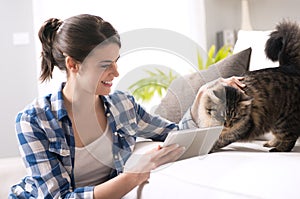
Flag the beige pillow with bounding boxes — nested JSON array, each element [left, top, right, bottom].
[[154, 47, 252, 123]]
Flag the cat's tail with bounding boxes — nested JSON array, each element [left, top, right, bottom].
[[265, 20, 300, 67]]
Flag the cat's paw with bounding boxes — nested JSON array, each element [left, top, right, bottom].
[[263, 142, 272, 147], [264, 139, 279, 148], [208, 149, 214, 154], [269, 147, 293, 152], [269, 148, 279, 152], [209, 146, 220, 153]]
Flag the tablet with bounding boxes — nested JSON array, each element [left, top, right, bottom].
[[163, 126, 223, 160]]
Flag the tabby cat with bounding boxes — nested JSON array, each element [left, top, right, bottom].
[[198, 20, 300, 153]]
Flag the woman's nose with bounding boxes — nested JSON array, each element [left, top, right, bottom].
[[110, 62, 119, 77]]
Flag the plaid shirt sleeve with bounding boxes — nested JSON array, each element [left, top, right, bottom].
[[129, 93, 198, 137], [10, 105, 94, 199], [108, 91, 198, 140]]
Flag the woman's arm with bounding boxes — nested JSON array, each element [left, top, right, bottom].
[[93, 172, 148, 199], [94, 144, 184, 198], [13, 112, 95, 198]]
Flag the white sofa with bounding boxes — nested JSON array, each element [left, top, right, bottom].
[[2, 140, 300, 199], [0, 156, 26, 198], [125, 139, 300, 199]]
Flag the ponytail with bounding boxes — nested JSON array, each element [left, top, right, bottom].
[[38, 18, 63, 82]]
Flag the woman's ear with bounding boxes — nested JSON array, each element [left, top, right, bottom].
[[65, 56, 79, 73]]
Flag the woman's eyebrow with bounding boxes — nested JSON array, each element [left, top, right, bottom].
[[99, 55, 120, 63], [99, 60, 113, 63]]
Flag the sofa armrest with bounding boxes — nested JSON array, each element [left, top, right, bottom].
[[0, 156, 26, 198]]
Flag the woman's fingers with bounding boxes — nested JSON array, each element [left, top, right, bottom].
[[221, 76, 246, 91], [232, 76, 246, 88], [151, 144, 185, 167], [124, 144, 185, 174]]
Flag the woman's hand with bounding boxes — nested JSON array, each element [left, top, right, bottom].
[[219, 76, 246, 91], [123, 144, 185, 183], [198, 76, 246, 94]]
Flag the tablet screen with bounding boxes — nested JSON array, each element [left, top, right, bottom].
[[163, 126, 223, 160]]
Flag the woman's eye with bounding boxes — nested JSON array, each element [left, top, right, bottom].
[[99, 62, 114, 69], [100, 64, 111, 69], [98, 56, 119, 69]]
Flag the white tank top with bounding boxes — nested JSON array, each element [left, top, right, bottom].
[[74, 122, 114, 187]]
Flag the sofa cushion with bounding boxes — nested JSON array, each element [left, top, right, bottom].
[[154, 47, 252, 123]]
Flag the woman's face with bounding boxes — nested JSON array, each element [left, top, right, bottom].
[[76, 43, 120, 96]]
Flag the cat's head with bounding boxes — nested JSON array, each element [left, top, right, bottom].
[[197, 84, 253, 128]]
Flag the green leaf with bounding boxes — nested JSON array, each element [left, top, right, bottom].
[[128, 68, 177, 102], [205, 45, 216, 68], [197, 49, 204, 70], [207, 45, 216, 59], [214, 45, 232, 62]]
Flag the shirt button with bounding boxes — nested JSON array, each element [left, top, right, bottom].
[[114, 155, 118, 159], [106, 113, 111, 117], [114, 132, 118, 136]]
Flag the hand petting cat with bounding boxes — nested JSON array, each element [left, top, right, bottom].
[[220, 76, 246, 92], [190, 76, 246, 127]]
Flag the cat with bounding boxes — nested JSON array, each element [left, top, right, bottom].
[[197, 20, 300, 153]]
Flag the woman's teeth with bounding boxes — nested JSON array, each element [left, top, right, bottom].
[[102, 81, 112, 85]]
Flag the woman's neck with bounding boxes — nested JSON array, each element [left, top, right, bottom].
[[62, 81, 107, 147]]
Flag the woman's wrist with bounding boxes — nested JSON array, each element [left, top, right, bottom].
[[93, 172, 150, 199], [122, 172, 150, 186]]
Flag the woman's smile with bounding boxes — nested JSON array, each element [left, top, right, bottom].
[[101, 80, 113, 87]]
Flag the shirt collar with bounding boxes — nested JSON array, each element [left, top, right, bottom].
[[101, 95, 112, 108], [50, 83, 113, 121], [50, 82, 69, 121]]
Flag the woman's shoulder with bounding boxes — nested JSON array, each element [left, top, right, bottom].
[[17, 94, 53, 119]]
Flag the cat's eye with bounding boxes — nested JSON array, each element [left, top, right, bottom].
[[207, 108, 216, 115], [231, 117, 239, 122]]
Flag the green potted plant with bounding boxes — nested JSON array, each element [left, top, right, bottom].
[[128, 45, 232, 102]]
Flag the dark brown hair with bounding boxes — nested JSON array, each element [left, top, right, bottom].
[[38, 14, 121, 82]]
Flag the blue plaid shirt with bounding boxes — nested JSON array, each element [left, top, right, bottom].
[[9, 83, 197, 199]]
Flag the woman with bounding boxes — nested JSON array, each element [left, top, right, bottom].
[[10, 14, 244, 198]]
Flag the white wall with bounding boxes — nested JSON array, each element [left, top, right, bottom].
[[32, 0, 207, 98], [204, 0, 300, 49], [0, 0, 37, 158]]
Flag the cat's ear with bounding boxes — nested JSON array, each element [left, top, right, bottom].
[[208, 86, 226, 104]]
